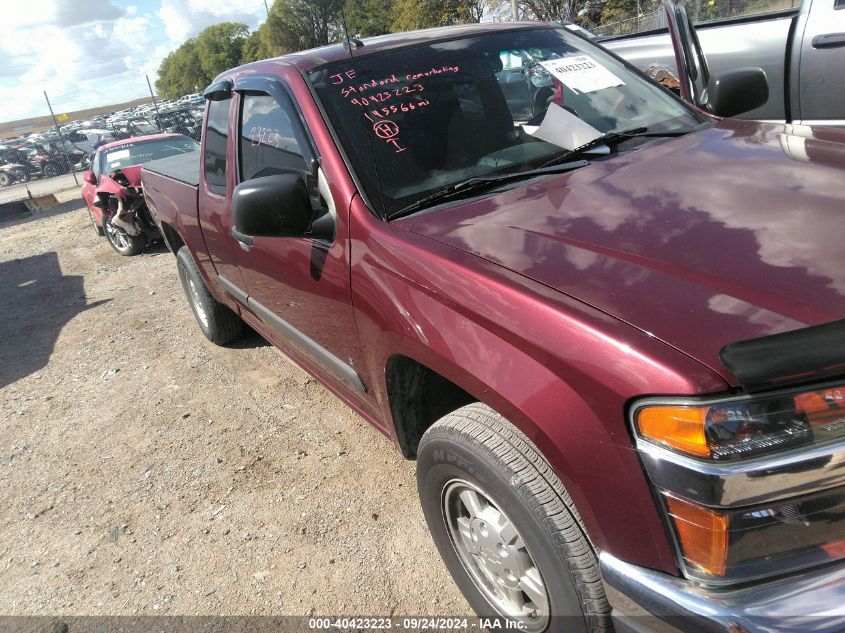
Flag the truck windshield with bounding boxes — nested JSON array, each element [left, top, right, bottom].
[[310, 27, 704, 217], [102, 137, 199, 172]]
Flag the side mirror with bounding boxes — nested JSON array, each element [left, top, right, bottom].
[[232, 174, 319, 239], [706, 67, 769, 118], [82, 171, 97, 185]]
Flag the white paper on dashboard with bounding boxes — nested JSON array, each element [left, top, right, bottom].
[[525, 103, 603, 151], [540, 56, 624, 94]]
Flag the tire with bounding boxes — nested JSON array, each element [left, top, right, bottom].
[[42, 163, 59, 178], [417, 403, 611, 633], [88, 208, 104, 237], [0, 172, 11, 187], [14, 169, 30, 183], [176, 246, 243, 345], [103, 214, 146, 256]]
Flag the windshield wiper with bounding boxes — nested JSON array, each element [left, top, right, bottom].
[[389, 159, 590, 220], [541, 126, 692, 168]]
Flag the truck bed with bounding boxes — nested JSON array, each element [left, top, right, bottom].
[[143, 151, 201, 186], [141, 151, 200, 242]]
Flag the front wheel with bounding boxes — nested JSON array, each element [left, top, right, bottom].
[[0, 172, 12, 187], [104, 215, 145, 256], [176, 246, 243, 345], [417, 404, 611, 633], [42, 163, 59, 178]]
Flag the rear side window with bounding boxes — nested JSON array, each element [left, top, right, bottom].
[[204, 98, 230, 195], [239, 93, 307, 182]]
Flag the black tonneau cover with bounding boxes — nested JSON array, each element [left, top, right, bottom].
[[143, 151, 201, 187]]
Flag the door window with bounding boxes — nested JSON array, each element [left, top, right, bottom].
[[204, 98, 231, 195], [239, 92, 307, 182]]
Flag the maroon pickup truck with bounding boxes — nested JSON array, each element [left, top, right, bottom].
[[141, 22, 845, 633]]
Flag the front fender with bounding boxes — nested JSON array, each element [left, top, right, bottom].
[[350, 198, 726, 576]]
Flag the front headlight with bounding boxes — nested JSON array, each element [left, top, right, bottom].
[[634, 383, 845, 461], [631, 380, 845, 583]]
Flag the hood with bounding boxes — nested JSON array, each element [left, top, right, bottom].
[[397, 120, 845, 383]]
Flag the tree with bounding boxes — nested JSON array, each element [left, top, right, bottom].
[[255, 0, 345, 58], [242, 31, 262, 63], [598, 0, 639, 23], [391, 0, 476, 30], [579, 0, 606, 27], [195, 22, 250, 76], [155, 40, 204, 98], [155, 22, 250, 99], [466, 0, 494, 21], [343, 0, 396, 36], [520, 0, 582, 21]]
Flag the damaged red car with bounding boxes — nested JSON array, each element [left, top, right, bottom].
[[81, 134, 199, 256]]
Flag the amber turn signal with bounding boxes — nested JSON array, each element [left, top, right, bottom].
[[635, 405, 710, 457], [665, 495, 728, 576]]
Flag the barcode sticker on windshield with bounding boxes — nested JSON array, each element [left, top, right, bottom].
[[106, 149, 130, 162], [540, 56, 624, 94]]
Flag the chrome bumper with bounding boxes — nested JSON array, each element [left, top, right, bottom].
[[600, 553, 845, 633]]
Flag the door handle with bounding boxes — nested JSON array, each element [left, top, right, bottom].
[[230, 227, 254, 251], [812, 33, 845, 48]]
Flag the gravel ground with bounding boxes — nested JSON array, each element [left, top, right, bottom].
[[0, 201, 470, 616]]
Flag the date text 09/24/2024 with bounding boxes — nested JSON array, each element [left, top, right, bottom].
[[307, 617, 526, 630]]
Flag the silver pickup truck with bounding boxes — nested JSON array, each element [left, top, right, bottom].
[[602, 0, 845, 125]]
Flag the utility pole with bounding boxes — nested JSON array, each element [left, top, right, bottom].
[[146, 74, 162, 128], [263, 0, 270, 18], [511, 0, 518, 20], [43, 90, 79, 187]]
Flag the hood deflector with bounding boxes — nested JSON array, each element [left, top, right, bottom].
[[720, 320, 845, 390]]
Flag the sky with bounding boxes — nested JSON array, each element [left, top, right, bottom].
[[0, 0, 269, 124]]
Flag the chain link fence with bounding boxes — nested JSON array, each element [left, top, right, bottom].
[[0, 98, 204, 206], [595, 0, 800, 37]]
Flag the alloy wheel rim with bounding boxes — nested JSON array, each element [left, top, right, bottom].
[[188, 277, 209, 327], [105, 222, 129, 250], [442, 479, 550, 631]]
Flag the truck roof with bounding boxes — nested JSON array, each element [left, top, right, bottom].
[[214, 22, 559, 78]]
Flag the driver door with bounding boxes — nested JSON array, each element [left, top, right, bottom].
[[229, 77, 368, 399]]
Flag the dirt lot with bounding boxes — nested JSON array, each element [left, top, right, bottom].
[[0, 201, 469, 616]]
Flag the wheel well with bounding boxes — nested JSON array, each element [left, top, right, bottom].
[[160, 222, 185, 256], [386, 355, 476, 459]]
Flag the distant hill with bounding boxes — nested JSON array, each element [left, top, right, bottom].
[[0, 97, 158, 140]]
